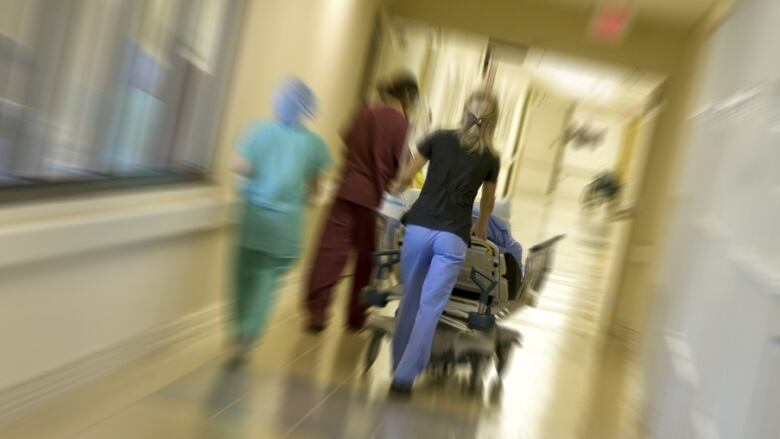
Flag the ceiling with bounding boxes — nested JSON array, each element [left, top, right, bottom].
[[524, 0, 719, 30], [394, 16, 668, 114], [522, 48, 666, 114]]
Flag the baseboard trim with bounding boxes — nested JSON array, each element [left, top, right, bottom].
[[0, 303, 229, 424]]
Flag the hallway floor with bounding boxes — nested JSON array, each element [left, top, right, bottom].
[[0, 193, 643, 439]]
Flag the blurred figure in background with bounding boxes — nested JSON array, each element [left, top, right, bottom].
[[388, 90, 500, 393], [229, 77, 332, 367], [304, 71, 419, 332]]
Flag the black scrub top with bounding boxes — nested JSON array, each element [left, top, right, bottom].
[[403, 130, 500, 243]]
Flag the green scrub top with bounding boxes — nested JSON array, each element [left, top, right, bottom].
[[237, 120, 332, 258]]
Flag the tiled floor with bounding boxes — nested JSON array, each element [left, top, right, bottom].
[[0, 190, 643, 438]]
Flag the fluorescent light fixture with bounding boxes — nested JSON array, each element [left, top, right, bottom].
[[537, 64, 618, 102]]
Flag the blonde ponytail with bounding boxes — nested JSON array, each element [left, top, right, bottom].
[[458, 90, 499, 156]]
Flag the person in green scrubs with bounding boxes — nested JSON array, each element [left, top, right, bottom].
[[229, 77, 332, 367]]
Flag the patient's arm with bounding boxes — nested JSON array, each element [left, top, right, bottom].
[[472, 182, 496, 240], [390, 153, 428, 195]]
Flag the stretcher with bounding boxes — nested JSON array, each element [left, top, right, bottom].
[[362, 219, 565, 389]]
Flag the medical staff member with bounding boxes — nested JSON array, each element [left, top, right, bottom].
[[389, 90, 501, 393], [228, 77, 332, 367], [305, 72, 419, 332]]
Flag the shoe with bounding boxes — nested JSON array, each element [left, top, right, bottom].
[[225, 351, 247, 370], [388, 381, 412, 398], [224, 336, 252, 370], [305, 323, 326, 334]]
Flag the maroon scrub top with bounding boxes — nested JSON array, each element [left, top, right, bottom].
[[335, 103, 410, 209]]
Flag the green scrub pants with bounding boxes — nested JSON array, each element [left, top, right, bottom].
[[233, 246, 295, 344]]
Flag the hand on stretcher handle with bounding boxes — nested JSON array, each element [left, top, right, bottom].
[[469, 237, 500, 267]]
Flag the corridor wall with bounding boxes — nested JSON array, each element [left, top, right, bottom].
[[641, 0, 780, 436], [0, 0, 384, 418]]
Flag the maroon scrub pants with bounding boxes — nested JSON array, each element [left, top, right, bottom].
[[305, 198, 376, 329]]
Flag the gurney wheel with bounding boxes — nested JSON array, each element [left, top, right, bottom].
[[429, 364, 448, 383], [468, 355, 485, 392], [363, 331, 383, 374], [495, 342, 512, 377], [467, 312, 496, 331]]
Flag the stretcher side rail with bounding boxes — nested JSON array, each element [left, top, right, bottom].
[[363, 250, 402, 307], [467, 266, 498, 331]]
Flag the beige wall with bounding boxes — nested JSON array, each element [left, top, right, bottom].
[[608, 33, 711, 339], [0, 186, 233, 392], [0, 0, 383, 397], [213, 0, 384, 186], [0, 225, 229, 391], [0, 0, 42, 45], [640, 1, 779, 434], [513, 88, 571, 196], [596, 1, 738, 339]]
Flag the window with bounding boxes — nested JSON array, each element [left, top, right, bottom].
[[0, 0, 245, 200]]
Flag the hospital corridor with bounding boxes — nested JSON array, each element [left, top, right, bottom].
[[1, 0, 778, 438]]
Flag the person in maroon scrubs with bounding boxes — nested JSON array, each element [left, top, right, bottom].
[[305, 72, 419, 332]]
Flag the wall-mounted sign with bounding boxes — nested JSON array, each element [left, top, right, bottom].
[[566, 124, 607, 150]]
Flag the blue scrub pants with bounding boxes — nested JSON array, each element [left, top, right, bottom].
[[392, 225, 467, 386]]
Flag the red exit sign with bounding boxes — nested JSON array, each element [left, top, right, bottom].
[[590, 2, 632, 43]]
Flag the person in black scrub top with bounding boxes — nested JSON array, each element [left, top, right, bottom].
[[388, 90, 501, 394]]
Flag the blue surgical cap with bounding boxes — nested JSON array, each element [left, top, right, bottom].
[[273, 76, 317, 126]]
